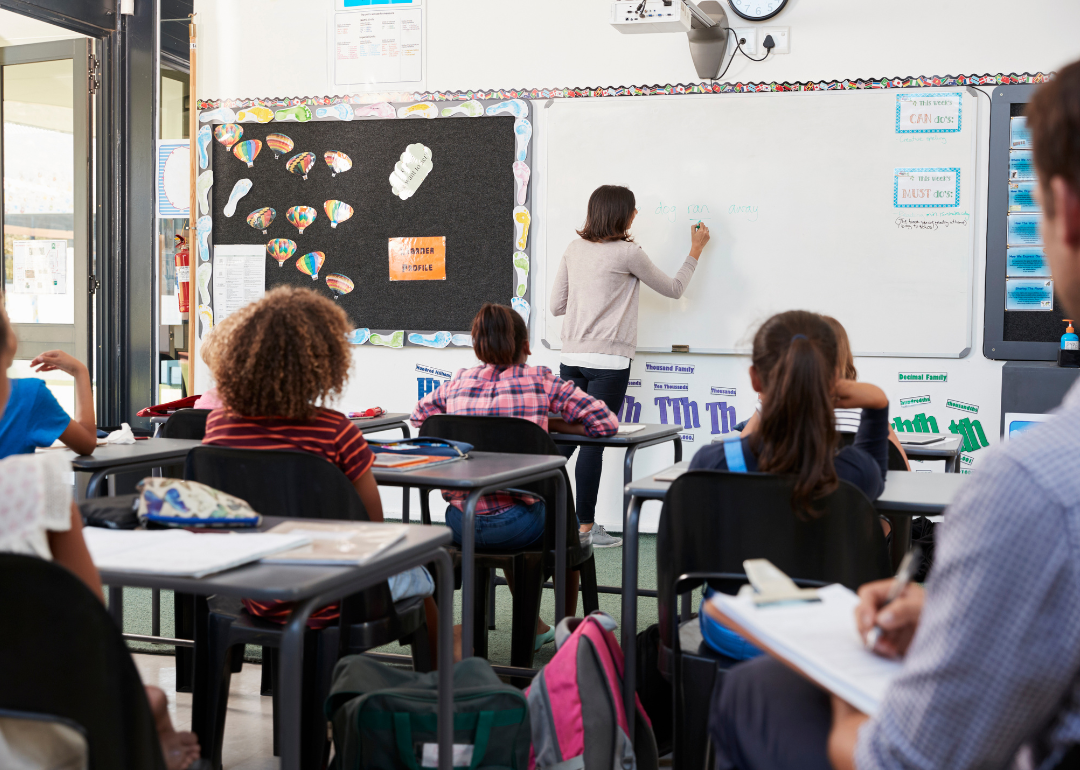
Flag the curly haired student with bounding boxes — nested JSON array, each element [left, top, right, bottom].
[[201, 287, 436, 633]]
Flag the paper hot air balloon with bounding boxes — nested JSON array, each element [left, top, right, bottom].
[[286, 205, 317, 234], [247, 207, 276, 234], [324, 151, 352, 176], [325, 273, 354, 301], [266, 133, 294, 160], [286, 152, 316, 180], [323, 200, 354, 229], [266, 238, 297, 268], [296, 251, 326, 281], [213, 123, 243, 149], [233, 139, 262, 168]]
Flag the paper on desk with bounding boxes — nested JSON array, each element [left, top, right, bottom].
[[83, 527, 311, 578], [617, 425, 647, 435], [262, 521, 409, 565], [710, 584, 902, 715]]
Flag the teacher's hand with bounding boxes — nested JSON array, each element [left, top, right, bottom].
[[690, 222, 711, 258]]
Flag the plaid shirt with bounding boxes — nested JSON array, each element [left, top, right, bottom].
[[411, 364, 618, 515], [856, 380, 1080, 770]]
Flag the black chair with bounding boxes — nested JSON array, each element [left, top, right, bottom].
[[655, 471, 892, 770], [417, 415, 599, 669], [185, 446, 432, 770], [160, 408, 212, 440], [0, 554, 167, 769]]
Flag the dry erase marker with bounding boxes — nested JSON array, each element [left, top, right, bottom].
[[865, 546, 921, 651], [695, 221, 702, 231]]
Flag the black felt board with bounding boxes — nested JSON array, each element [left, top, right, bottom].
[[209, 116, 518, 333]]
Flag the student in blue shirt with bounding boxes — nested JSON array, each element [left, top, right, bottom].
[[0, 306, 97, 457]]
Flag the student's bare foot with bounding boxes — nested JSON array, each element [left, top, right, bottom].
[[146, 686, 201, 770]]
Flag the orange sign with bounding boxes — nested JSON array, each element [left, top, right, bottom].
[[388, 237, 446, 281]]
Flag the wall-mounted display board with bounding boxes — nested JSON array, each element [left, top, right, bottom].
[[196, 98, 533, 351], [983, 84, 1063, 360], [539, 89, 978, 358]]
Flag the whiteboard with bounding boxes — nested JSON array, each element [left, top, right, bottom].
[[537, 90, 977, 358]]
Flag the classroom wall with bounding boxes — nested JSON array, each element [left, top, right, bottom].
[[194, 0, 1080, 529]]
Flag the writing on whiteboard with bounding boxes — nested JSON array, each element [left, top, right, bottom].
[[653, 201, 713, 223], [728, 204, 759, 222]]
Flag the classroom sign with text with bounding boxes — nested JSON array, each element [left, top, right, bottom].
[[389, 237, 446, 281], [895, 93, 962, 133], [894, 169, 960, 208]]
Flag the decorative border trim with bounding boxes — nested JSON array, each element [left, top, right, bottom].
[[197, 72, 1052, 110]]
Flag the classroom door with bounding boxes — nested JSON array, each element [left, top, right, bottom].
[[1, 39, 93, 391]]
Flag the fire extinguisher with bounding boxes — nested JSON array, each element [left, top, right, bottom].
[[174, 234, 190, 318]]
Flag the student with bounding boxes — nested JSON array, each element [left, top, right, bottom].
[[710, 59, 1080, 770], [822, 315, 910, 469], [200, 286, 435, 635], [691, 310, 889, 504], [0, 307, 97, 457], [550, 184, 712, 547], [411, 302, 618, 647], [0, 308, 200, 770]]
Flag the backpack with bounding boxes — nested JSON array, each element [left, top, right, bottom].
[[526, 612, 658, 770], [325, 655, 530, 769]]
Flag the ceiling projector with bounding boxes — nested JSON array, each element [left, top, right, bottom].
[[610, 0, 718, 34]]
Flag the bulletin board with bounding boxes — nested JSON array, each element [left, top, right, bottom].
[[983, 84, 1062, 360], [196, 98, 534, 349]]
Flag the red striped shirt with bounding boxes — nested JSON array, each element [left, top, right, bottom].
[[202, 407, 375, 630], [202, 408, 375, 481]]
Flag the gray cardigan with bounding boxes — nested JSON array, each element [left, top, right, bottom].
[[549, 239, 698, 359]]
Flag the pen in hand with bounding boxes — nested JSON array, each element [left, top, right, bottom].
[[865, 546, 921, 652]]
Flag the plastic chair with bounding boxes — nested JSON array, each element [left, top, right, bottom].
[[0, 554, 167, 769], [417, 414, 599, 669], [837, 430, 908, 470], [185, 446, 431, 770], [655, 470, 892, 770], [160, 408, 212, 440]]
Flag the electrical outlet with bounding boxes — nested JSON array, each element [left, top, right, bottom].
[[760, 26, 789, 54], [731, 27, 757, 56]]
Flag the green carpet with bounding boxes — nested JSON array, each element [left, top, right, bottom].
[[119, 533, 703, 669]]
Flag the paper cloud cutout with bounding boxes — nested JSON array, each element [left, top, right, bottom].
[[389, 144, 434, 201]]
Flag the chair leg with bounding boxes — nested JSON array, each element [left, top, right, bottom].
[[420, 489, 432, 526], [201, 615, 242, 770], [509, 555, 545, 671], [271, 649, 280, 757], [409, 619, 434, 673], [303, 628, 336, 770], [579, 555, 600, 616], [260, 646, 274, 695], [488, 570, 497, 630], [175, 592, 195, 693], [472, 565, 491, 660]]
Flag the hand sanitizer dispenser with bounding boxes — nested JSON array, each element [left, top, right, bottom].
[[1059, 319, 1080, 368]]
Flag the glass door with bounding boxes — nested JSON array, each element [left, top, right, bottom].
[[1, 39, 92, 413]]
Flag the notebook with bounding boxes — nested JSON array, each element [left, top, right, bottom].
[[617, 424, 647, 435], [372, 453, 463, 472], [709, 583, 903, 715], [898, 434, 947, 446], [83, 528, 312, 579], [653, 466, 687, 482], [261, 521, 409, 566]]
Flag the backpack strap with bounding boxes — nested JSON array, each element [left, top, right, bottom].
[[722, 436, 749, 473]]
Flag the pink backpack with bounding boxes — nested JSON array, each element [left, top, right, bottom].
[[526, 612, 658, 770]]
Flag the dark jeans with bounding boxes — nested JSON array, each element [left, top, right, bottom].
[[558, 364, 631, 526], [709, 656, 832, 770]]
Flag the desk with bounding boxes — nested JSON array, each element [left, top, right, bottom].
[[100, 519, 455, 770], [617, 464, 968, 739], [372, 451, 568, 659], [899, 434, 964, 473], [56, 438, 203, 498], [351, 411, 412, 438]]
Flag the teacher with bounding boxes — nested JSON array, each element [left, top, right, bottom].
[[550, 184, 711, 548]]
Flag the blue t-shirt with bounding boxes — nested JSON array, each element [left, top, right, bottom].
[[0, 378, 72, 458]]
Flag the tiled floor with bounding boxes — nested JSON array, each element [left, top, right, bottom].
[[134, 653, 278, 770]]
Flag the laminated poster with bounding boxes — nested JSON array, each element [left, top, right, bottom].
[[893, 168, 960, 208], [1010, 117, 1032, 149], [1009, 150, 1036, 181], [1008, 182, 1040, 213], [1006, 247, 1050, 278], [1005, 278, 1053, 311], [388, 236, 446, 281], [1007, 214, 1043, 247], [895, 93, 961, 133]]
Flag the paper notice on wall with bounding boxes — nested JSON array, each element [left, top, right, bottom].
[[895, 92, 962, 133], [388, 236, 446, 280], [212, 245, 265, 322], [11, 240, 67, 294], [893, 168, 960, 208], [333, 7, 423, 88]]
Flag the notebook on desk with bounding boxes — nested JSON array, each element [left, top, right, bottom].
[[898, 434, 947, 446], [708, 584, 903, 715], [261, 521, 408, 566]]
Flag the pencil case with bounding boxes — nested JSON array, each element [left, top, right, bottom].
[[135, 478, 262, 528], [366, 437, 473, 458]]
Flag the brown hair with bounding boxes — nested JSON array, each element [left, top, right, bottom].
[[821, 315, 857, 380], [202, 286, 352, 420], [749, 310, 839, 516], [1027, 61, 1080, 218], [471, 303, 527, 366], [576, 185, 636, 243]]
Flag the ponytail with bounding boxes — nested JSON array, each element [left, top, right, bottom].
[[749, 311, 839, 516]]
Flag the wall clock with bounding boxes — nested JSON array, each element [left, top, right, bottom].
[[727, 0, 787, 21]]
